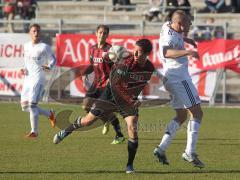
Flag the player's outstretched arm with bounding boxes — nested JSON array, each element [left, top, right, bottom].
[[163, 46, 199, 59]]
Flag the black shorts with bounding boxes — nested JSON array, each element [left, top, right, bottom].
[[90, 84, 138, 119], [85, 87, 104, 99]]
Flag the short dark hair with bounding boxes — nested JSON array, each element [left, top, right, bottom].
[[29, 23, 41, 31], [96, 24, 109, 34], [135, 39, 153, 54]]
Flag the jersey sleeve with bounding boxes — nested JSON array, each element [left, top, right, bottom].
[[159, 26, 176, 54], [22, 43, 27, 69], [45, 45, 56, 70]]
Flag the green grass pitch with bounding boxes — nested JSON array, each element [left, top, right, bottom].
[[0, 102, 240, 179]]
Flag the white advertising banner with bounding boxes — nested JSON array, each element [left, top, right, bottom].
[[0, 33, 29, 96], [0, 33, 30, 68], [0, 68, 24, 96]]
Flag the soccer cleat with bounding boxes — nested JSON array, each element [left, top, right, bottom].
[[53, 130, 69, 144], [111, 136, 125, 144], [153, 147, 169, 165], [182, 152, 205, 168], [25, 132, 38, 138], [126, 164, 135, 174], [49, 110, 56, 128], [102, 122, 110, 135]]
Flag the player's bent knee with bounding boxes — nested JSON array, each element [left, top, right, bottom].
[[81, 120, 93, 126], [192, 107, 203, 120]]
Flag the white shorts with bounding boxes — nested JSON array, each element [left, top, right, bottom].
[[164, 79, 201, 109], [21, 79, 45, 104]]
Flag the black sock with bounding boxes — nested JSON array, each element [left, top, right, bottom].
[[110, 116, 123, 137], [127, 139, 138, 166], [65, 116, 82, 135]]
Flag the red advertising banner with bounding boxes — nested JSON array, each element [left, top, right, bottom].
[[56, 34, 240, 72], [56, 34, 240, 101], [56, 34, 161, 67], [195, 39, 240, 70]]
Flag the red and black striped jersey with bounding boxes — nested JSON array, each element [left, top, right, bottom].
[[89, 42, 113, 88], [110, 54, 155, 105]]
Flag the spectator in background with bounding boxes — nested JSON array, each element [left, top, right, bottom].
[[2, 0, 16, 32], [144, 0, 191, 22], [203, 0, 226, 13], [112, 0, 131, 11], [17, 0, 38, 32], [231, 0, 240, 13], [144, 0, 163, 22], [190, 17, 224, 41]]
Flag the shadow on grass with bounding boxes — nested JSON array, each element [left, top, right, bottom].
[[1, 170, 240, 174]]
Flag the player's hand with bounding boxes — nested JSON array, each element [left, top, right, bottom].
[[42, 65, 50, 71], [20, 68, 27, 75], [188, 50, 199, 59]]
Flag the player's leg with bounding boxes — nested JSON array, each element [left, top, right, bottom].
[[21, 100, 39, 138], [20, 80, 30, 113], [124, 115, 138, 173], [178, 80, 204, 168], [26, 102, 39, 137], [182, 104, 204, 168], [26, 83, 48, 136], [53, 94, 117, 144], [53, 112, 97, 144], [35, 84, 56, 127], [82, 93, 112, 135], [154, 109, 187, 165], [20, 81, 38, 137], [154, 80, 189, 164]]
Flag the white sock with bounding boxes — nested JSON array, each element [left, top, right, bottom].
[[29, 107, 39, 134], [38, 107, 51, 117], [185, 119, 201, 155], [159, 119, 180, 151]]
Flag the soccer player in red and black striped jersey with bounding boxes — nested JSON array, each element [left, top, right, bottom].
[[82, 25, 125, 144], [53, 39, 155, 173]]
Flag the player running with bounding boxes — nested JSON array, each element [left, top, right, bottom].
[[154, 10, 204, 168], [53, 39, 155, 173], [20, 24, 56, 138], [82, 25, 125, 144]]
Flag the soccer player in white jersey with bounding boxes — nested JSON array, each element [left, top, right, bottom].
[[154, 10, 205, 168], [20, 24, 56, 138]]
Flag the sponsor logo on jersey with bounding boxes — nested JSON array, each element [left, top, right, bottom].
[[93, 57, 103, 63]]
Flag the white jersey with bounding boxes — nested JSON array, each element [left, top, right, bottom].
[[23, 41, 56, 83], [159, 21, 191, 82]]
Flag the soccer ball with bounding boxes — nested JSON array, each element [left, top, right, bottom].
[[108, 45, 130, 63]]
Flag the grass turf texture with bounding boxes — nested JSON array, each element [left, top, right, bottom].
[[0, 102, 239, 179]]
